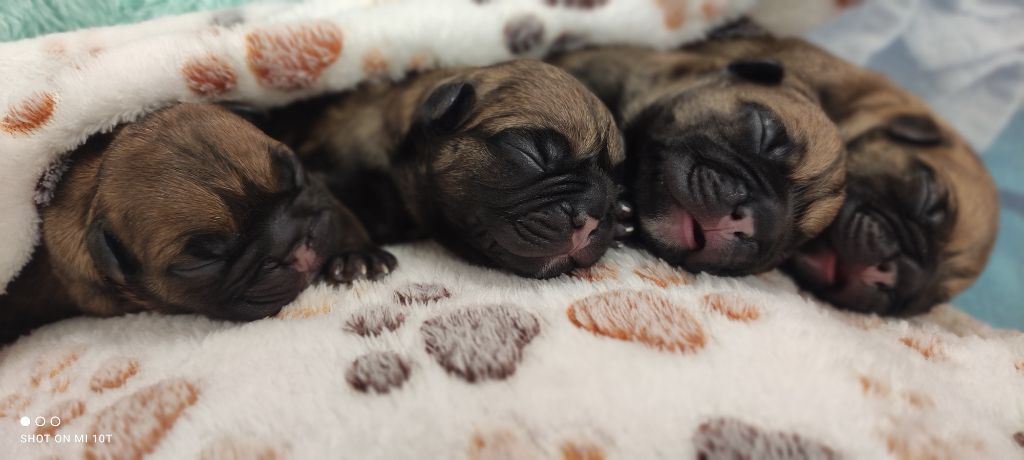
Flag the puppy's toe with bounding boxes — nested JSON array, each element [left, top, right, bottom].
[[364, 248, 398, 280], [325, 248, 397, 284], [615, 200, 634, 220]]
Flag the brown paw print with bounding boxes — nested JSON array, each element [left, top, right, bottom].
[[90, 357, 140, 393], [570, 261, 619, 282], [246, 21, 343, 90], [504, 15, 545, 55], [30, 349, 80, 388], [2, 91, 57, 135], [85, 378, 199, 460], [544, 0, 609, 9], [694, 417, 838, 460], [568, 290, 706, 353], [35, 399, 85, 436], [468, 429, 543, 459], [422, 305, 540, 382], [702, 293, 760, 322], [345, 305, 406, 337], [362, 48, 389, 78], [655, 0, 686, 30], [561, 441, 606, 460], [346, 352, 412, 394], [394, 283, 451, 306], [633, 261, 689, 288], [182, 55, 237, 97], [1013, 432, 1024, 448], [898, 335, 947, 361]]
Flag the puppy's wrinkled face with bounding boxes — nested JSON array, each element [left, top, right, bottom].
[[86, 104, 343, 320], [405, 60, 624, 278], [786, 117, 998, 315], [629, 60, 845, 276]]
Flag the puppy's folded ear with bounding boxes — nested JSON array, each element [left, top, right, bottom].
[[418, 80, 476, 133], [727, 59, 784, 85], [885, 114, 944, 146], [86, 220, 140, 285]]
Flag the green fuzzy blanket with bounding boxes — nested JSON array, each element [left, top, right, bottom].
[[0, 0, 290, 42]]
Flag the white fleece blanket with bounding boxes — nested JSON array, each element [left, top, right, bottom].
[[1, 244, 1023, 458], [3, 0, 1023, 458]]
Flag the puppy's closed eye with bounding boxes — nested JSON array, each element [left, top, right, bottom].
[[910, 163, 950, 228], [744, 103, 792, 162], [171, 235, 230, 278]]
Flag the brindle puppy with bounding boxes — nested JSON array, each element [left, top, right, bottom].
[[705, 37, 1001, 315], [1, 104, 394, 343], [267, 60, 628, 279], [550, 42, 845, 276]]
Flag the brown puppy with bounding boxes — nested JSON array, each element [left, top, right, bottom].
[[701, 36, 1002, 315], [550, 42, 845, 276], [1, 104, 394, 343], [267, 60, 628, 279]]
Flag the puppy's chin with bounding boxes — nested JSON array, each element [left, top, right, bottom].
[[443, 216, 615, 279], [785, 227, 937, 317]]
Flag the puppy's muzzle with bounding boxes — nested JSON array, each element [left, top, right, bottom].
[[657, 157, 785, 274]]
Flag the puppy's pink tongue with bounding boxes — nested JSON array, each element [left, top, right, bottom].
[[672, 211, 698, 249], [289, 244, 319, 274]]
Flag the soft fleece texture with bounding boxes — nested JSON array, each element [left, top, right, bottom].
[[2, 0, 1023, 458], [1, 245, 1023, 458]]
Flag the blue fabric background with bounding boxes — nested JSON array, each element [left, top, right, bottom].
[[954, 112, 1023, 330]]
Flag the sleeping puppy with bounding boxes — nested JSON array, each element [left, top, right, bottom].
[[766, 50, 998, 315], [550, 45, 845, 276], [689, 21, 998, 315], [267, 60, 628, 279], [1, 104, 393, 343]]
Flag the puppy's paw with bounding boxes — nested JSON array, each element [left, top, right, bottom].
[[325, 248, 398, 284], [612, 200, 635, 246]]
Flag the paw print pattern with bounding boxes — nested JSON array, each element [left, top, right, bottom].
[[421, 305, 540, 382], [2, 91, 56, 135], [633, 261, 689, 288], [693, 417, 839, 460], [345, 305, 406, 337], [346, 352, 412, 394], [182, 55, 237, 97], [245, 21, 343, 90], [899, 335, 947, 361], [567, 290, 706, 353], [544, 0, 609, 9], [85, 379, 200, 460], [503, 15, 545, 55], [702, 293, 760, 322], [35, 399, 85, 436], [89, 357, 140, 393], [394, 283, 451, 306]]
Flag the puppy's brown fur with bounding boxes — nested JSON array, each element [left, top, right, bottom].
[[2, 104, 391, 343], [693, 25, 998, 314], [268, 60, 627, 278]]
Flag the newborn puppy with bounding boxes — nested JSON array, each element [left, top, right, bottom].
[[1, 104, 393, 342], [551, 44, 845, 276], [776, 62, 997, 315], [268, 60, 627, 278], [692, 21, 998, 314]]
